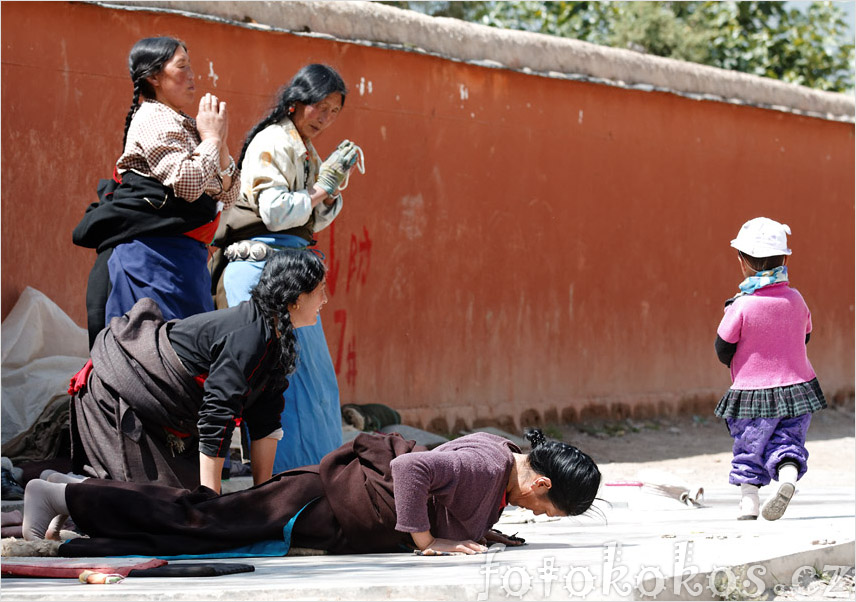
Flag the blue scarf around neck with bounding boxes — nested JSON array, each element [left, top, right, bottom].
[[737, 265, 788, 296]]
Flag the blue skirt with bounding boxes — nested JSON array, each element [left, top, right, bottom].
[[222, 234, 342, 473], [105, 236, 213, 325]]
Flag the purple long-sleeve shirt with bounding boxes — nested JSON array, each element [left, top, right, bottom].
[[390, 432, 519, 542]]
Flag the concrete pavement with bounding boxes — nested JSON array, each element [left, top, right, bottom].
[[1, 485, 853, 601]]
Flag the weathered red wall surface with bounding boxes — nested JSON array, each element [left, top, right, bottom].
[[3, 2, 853, 430]]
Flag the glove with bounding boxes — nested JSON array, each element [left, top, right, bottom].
[[316, 140, 359, 196]]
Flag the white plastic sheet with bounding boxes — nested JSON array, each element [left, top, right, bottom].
[[1, 287, 89, 445]]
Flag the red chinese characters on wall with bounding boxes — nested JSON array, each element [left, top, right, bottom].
[[323, 222, 371, 388]]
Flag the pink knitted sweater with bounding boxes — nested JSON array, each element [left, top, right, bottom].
[[717, 282, 816, 390]]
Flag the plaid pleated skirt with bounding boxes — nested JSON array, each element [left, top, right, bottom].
[[714, 378, 827, 419]]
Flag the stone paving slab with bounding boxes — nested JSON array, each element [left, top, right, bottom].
[[1, 487, 852, 601]]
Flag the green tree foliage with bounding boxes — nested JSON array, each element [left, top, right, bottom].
[[380, 1, 855, 92]]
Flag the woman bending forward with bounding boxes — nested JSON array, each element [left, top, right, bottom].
[[68, 250, 328, 493]]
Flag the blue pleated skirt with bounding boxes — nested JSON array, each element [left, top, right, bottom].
[[105, 236, 213, 325], [222, 234, 342, 473]]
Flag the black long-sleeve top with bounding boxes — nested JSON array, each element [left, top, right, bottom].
[[167, 300, 285, 458]]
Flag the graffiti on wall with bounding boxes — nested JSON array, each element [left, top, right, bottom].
[[324, 222, 373, 388]]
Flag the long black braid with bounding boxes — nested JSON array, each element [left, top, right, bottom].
[[238, 64, 347, 168], [121, 37, 186, 150], [250, 250, 326, 391], [121, 80, 144, 150]]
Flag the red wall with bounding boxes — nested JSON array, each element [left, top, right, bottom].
[[3, 2, 853, 431]]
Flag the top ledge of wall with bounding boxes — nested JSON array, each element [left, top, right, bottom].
[[95, 0, 855, 123]]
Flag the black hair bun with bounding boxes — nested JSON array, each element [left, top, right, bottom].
[[524, 428, 547, 449]]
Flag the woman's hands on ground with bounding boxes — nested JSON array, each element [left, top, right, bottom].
[[414, 535, 488, 556]]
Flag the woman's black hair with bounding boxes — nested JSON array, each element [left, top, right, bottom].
[[238, 64, 347, 168], [738, 251, 786, 273], [122, 37, 186, 150], [524, 428, 602, 517], [250, 249, 326, 390]]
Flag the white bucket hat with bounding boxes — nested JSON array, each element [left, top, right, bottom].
[[730, 217, 792, 257]]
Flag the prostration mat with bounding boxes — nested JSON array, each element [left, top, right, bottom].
[[128, 562, 255, 577]]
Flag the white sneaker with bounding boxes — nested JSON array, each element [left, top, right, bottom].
[[761, 482, 795, 521]]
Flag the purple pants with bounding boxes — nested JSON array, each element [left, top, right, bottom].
[[725, 414, 811, 486]]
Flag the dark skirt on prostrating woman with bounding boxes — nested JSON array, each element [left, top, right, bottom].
[[59, 433, 423, 558]]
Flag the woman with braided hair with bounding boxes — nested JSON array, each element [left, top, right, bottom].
[[74, 37, 240, 347], [67, 250, 328, 495], [24, 428, 601, 558], [209, 64, 361, 474]]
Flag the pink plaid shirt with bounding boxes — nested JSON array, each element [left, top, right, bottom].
[[117, 100, 239, 209]]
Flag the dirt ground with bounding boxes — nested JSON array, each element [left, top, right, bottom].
[[558, 402, 856, 490]]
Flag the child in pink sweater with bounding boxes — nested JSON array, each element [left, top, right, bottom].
[[714, 218, 826, 521]]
